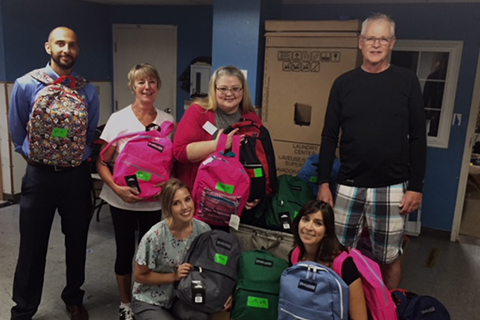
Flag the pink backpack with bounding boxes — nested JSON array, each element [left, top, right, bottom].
[[192, 134, 250, 227], [100, 121, 174, 201], [333, 248, 397, 320]]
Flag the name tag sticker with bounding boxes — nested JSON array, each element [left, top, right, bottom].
[[247, 296, 269, 309], [203, 121, 217, 136], [216, 182, 235, 194], [214, 253, 229, 265], [136, 171, 152, 182], [52, 128, 68, 138]]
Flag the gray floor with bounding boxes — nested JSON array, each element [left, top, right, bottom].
[[1, 203, 479, 320]]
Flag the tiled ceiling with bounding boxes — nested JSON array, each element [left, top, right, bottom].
[[80, 0, 212, 4], [79, 0, 480, 5]]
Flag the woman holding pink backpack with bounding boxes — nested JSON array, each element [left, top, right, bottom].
[[289, 200, 368, 320], [96, 63, 174, 320], [173, 66, 263, 229]]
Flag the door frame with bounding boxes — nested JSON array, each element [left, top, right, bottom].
[[451, 49, 480, 241], [112, 24, 177, 119]]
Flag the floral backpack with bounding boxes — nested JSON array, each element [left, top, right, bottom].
[[28, 69, 89, 167]]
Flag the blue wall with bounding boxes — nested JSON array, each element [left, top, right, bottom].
[[212, 0, 262, 105], [0, 1, 213, 120], [211, 0, 282, 106], [0, 0, 5, 80], [109, 5, 213, 120], [1, 0, 110, 81], [1, 1, 478, 231], [283, 3, 480, 231]]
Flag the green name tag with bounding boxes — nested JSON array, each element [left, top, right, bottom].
[[216, 182, 235, 194], [136, 171, 152, 182], [51, 128, 68, 138], [294, 210, 299, 219], [214, 253, 228, 265], [247, 296, 269, 309], [254, 168, 263, 178], [309, 176, 318, 183]]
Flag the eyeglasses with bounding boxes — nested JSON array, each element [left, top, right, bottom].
[[362, 36, 393, 46], [215, 87, 243, 95]]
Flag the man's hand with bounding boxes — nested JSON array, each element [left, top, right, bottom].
[[317, 183, 334, 207], [399, 190, 423, 215]]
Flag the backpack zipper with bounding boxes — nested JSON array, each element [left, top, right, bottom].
[[279, 307, 313, 320], [299, 263, 346, 319], [236, 286, 279, 296], [121, 161, 166, 179], [195, 265, 236, 282]]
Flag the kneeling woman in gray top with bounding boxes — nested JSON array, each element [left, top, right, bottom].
[[131, 178, 211, 319]]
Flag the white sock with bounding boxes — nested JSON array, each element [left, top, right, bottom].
[[120, 302, 131, 309]]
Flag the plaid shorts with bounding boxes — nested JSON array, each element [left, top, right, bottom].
[[334, 182, 407, 264]]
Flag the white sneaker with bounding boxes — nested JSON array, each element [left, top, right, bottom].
[[119, 305, 134, 320]]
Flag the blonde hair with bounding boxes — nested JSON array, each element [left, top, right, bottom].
[[160, 178, 191, 219], [194, 65, 255, 113], [127, 63, 162, 93]]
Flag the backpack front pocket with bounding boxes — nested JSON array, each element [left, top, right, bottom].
[[197, 188, 241, 226]]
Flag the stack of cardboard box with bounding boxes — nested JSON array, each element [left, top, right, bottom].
[[262, 20, 362, 175]]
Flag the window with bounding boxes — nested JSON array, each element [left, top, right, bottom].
[[390, 40, 463, 148]]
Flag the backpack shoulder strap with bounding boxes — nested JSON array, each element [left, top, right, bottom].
[[332, 250, 350, 278], [216, 134, 241, 158], [99, 130, 145, 162], [182, 230, 211, 264], [100, 122, 175, 162], [29, 69, 54, 85], [74, 74, 88, 89], [159, 120, 174, 137], [30, 69, 88, 90], [291, 246, 301, 264]]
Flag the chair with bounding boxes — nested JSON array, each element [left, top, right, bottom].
[[91, 173, 107, 221], [89, 124, 107, 221]]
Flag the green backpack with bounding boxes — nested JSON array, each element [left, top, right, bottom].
[[265, 174, 315, 232], [231, 250, 289, 320]]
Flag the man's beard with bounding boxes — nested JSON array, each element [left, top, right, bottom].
[[51, 53, 76, 70]]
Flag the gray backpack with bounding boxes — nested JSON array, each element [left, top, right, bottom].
[[173, 230, 241, 319]]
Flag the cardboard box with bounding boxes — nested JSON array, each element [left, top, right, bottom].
[[274, 140, 320, 176], [265, 20, 362, 32], [262, 20, 362, 175]]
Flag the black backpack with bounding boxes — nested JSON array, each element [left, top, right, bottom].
[[391, 289, 451, 320], [225, 119, 278, 201], [173, 230, 241, 319]]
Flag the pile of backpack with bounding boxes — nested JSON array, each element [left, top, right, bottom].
[[186, 123, 452, 320]]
